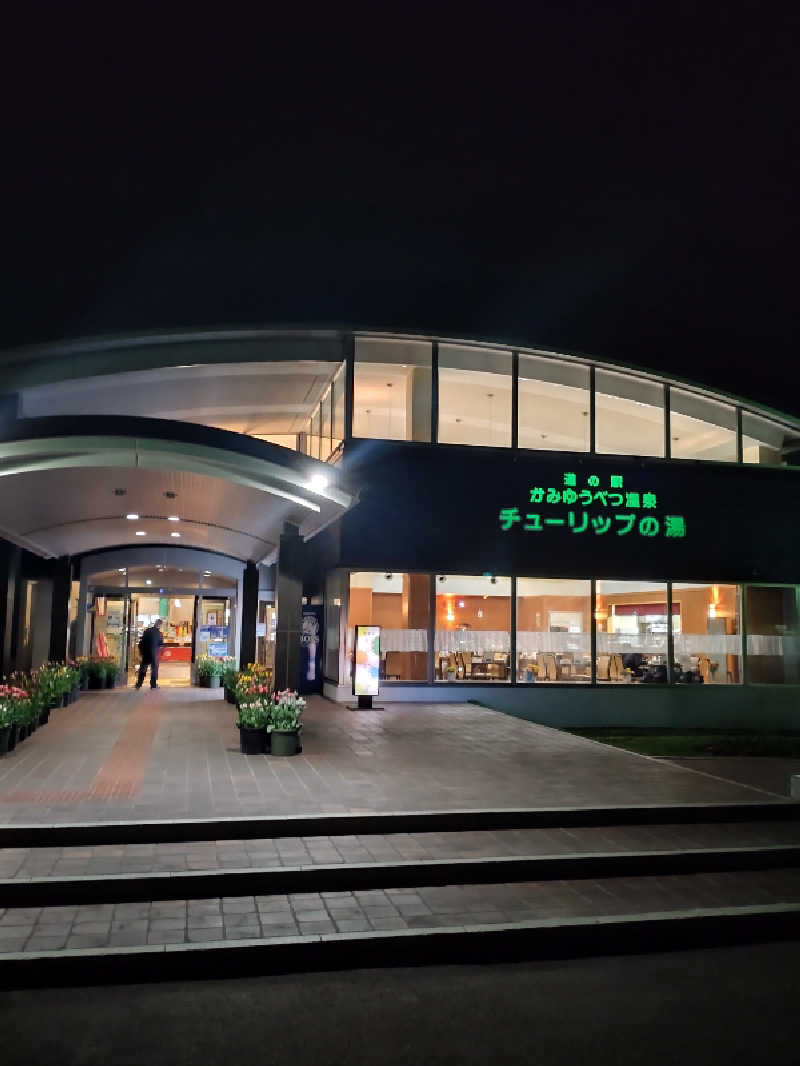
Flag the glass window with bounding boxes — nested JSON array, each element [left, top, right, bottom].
[[518, 355, 590, 453], [353, 338, 431, 442], [311, 407, 321, 460], [348, 572, 429, 682], [320, 386, 332, 460], [672, 584, 741, 684], [742, 411, 796, 466], [438, 345, 512, 448], [332, 365, 345, 451], [670, 389, 737, 462], [516, 578, 591, 683], [435, 575, 510, 681], [595, 580, 669, 683], [595, 370, 664, 457], [745, 586, 800, 684], [18, 360, 343, 451]]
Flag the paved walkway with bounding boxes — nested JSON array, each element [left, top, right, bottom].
[[0, 688, 786, 824]]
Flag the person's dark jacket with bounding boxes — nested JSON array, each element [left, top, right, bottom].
[[139, 625, 164, 662]]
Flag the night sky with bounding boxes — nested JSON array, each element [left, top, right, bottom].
[[3, 7, 798, 416]]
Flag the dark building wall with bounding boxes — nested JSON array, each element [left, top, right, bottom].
[[336, 441, 800, 584]]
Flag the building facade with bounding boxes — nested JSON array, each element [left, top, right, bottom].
[[1, 329, 799, 726]]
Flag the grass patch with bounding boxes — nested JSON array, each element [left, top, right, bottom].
[[564, 728, 800, 758]]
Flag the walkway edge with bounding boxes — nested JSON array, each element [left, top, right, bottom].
[[2, 801, 798, 848], [2, 903, 800, 988]]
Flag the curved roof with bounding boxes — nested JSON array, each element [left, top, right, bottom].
[[1, 326, 798, 432]]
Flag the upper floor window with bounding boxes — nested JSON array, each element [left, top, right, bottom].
[[438, 345, 512, 448], [670, 389, 737, 462], [518, 355, 590, 452], [595, 370, 664, 457], [353, 338, 431, 442]]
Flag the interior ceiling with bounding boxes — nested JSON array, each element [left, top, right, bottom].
[[89, 564, 235, 590], [0, 465, 327, 560], [19, 361, 341, 436]]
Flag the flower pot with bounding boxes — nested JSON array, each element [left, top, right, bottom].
[[269, 729, 301, 757], [225, 688, 237, 704], [105, 674, 116, 689], [0, 725, 11, 756], [80, 677, 88, 691], [238, 726, 267, 755], [209, 674, 221, 689], [198, 675, 210, 688], [88, 673, 106, 690], [39, 709, 48, 726], [71, 686, 80, 702], [60, 692, 69, 707]]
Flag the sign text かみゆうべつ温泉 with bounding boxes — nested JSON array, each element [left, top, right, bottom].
[[499, 471, 686, 539]]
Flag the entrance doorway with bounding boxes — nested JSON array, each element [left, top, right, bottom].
[[128, 594, 195, 686]]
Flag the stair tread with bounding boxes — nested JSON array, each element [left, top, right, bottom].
[[4, 823, 800, 880], [2, 866, 800, 955]]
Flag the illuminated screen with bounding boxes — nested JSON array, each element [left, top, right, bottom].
[[354, 625, 381, 696]]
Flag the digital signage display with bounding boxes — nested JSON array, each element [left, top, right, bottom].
[[353, 625, 381, 696]]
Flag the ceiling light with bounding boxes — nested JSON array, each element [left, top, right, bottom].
[[145, 579, 152, 585], [135, 530, 146, 536], [174, 599, 182, 608], [118, 568, 126, 573], [309, 473, 328, 490], [203, 570, 212, 575], [170, 531, 181, 538], [126, 513, 139, 521], [168, 515, 180, 522]]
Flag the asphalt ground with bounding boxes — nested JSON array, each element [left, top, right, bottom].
[[2, 941, 797, 1065]]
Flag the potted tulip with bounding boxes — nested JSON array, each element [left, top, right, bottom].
[[236, 702, 269, 754], [196, 656, 222, 688], [267, 690, 306, 756], [86, 660, 107, 690]]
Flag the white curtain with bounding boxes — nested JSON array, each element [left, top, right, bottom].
[[674, 634, 742, 656], [516, 631, 590, 654], [435, 630, 510, 654], [746, 635, 800, 655], [379, 628, 428, 652]]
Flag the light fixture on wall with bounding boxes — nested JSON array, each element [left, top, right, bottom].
[[145, 579, 152, 586], [168, 515, 180, 522], [126, 513, 139, 521], [477, 609, 484, 618], [174, 599, 182, 608], [135, 531, 146, 536], [170, 531, 181, 538], [458, 600, 465, 608]]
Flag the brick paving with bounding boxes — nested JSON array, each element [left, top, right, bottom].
[[3, 822, 800, 880], [0, 687, 784, 825], [2, 868, 800, 953]]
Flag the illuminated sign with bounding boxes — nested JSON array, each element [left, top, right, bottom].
[[499, 471, 687, 539], [353, 625, 381, 696]]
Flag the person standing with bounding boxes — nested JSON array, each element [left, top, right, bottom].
[[136, 618, 164, 689]]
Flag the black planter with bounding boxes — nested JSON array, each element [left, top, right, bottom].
[[7, 724, 17, 751], [60, 692, 69, 707], [238, 726, 267, 755], [87, 674, 105, 690], [105, 674, 116, 689], [80, 677, 88, 691], [39, 709, 48, 726], [0, 725, 11, 756], [71, 686, 80, 701]]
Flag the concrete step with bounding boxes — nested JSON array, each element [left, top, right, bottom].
[[3, 844, 800, 908], [2, 899, 800, 988], [2, 801, 798, 848]]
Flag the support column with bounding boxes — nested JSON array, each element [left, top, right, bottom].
[[274, 525, 304, 692], [239, 562, 259, 669], [0, 540, 21, 677], [49, 556, 72, 663]]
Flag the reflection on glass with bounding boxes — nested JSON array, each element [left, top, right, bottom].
[[353, 338, 431, 441], [595, 370, 664, 457], [516, 578, 591, 682], [435, 575, 511, 681], [348, 572, 429, 681], [670, 389, 736, 462], [672, 583, 741, 684], [746, 586, 800, 684], [595, 580, 669, 683], [438, 345, 512, 448], [741, 411, 792, 466], [518, 356, 590, 453]]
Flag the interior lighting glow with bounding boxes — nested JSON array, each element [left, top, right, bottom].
[[309, 473, 328, 490], [170, 531, 181, 537], [135, 531, 146, 536], [174, 599, 182, 608], [126, 513, 139, 520], [145, 579, 152, 585], [168, 515, 180, 521]]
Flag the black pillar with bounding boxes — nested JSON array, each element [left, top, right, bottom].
[[274, 525, 304, 692], [0, 540, 21, 677], [49, 555, 72, 663], [239, 561, 259, 669]]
